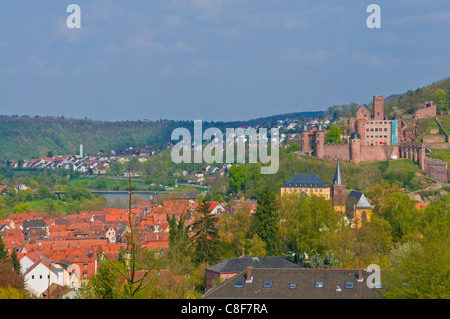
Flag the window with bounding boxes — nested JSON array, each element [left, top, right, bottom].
[[315, 281, 324, 288], [289, 283, 297, 289], [346, 282, 354, 289], [39, 275, 42, 279], [31, 275, 34, 279], [84, 264, 88, 268], [263, 281, 272, 288], [235, 281, 244, 288]]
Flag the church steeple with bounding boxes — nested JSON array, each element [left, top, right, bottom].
[[333, 159, 343, 185], [332, 159, 347, 214]]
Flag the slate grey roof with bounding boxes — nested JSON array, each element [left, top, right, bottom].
[[202, 268, 383, 299], [205, 256, 302, 274], [349, 131, 361, 140], [23, 219, 47, 230], [347, 191, 372, 209], [282, 174, 329, 188]]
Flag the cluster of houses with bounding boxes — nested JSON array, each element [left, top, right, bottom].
[[0, 194, 229, 298], [14, 154, 110, 174]]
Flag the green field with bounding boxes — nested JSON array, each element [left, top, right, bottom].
[[426, 149, 450, 163], [69, 176, 147, 190], [438, 115, 450, 134], [416, 117, 440, 142]]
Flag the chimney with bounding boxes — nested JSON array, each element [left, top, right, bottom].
[[357, 268, 364, 282], [246, 267, 253, 283]]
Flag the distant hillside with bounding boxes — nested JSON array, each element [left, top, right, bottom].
[[225, 111, 324, 127], [0, 111, 323, 161], [2, 75, 448, 162], [0, 116, 180, 161]]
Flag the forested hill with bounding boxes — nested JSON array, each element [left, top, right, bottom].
[[0, 116, 180, 161], [0, 110, 322, 161]]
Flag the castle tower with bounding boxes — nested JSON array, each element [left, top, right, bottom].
[[373, 95, 384, 120], [356, 118, 366, 145], [315, 125, 326, 159], [350, 131, 361, 164], [332, 159, 347, 213], [418, 146, 425, 171], [301, 125, 311, 154]]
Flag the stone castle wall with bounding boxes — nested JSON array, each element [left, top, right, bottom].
[[424, 157, 449, 183], [414, 104, 436, 120], [323, 143, 351, 161], [321, 143, 399, 162]]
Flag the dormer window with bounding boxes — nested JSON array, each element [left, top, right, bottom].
[[263, 281, 272, 288]]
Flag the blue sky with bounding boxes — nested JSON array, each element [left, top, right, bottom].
[[1, 0, 449, 122]]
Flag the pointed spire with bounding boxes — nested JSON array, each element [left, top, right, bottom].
[[333, 159, 343, 185]]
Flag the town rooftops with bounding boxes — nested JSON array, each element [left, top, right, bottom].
[[202, 268, 382, 299], [282, 174, 329, 188]]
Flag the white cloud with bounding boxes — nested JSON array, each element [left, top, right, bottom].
[[127, 28, 165, 54], [281, 47, 331, 64], [164, 15, 183, 28], [4, 55, 61, 77], [52, 16, 83, 43], [190, 58, 211, 75], [391, 11, 450, 26], [190, 0, 225, 23], [352, 50, 400, 68]]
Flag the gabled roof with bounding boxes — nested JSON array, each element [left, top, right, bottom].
[[282, 174, 329, 188], [347, 191, 372, 209], [41, 283, 75, 299], [205, 256, 302, 274]]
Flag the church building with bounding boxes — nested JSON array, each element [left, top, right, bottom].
[[281, 160, 372, 229]]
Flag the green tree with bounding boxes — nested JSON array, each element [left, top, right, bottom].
[[167, 213, 192, 274], [10, 249, 21, 274], [434, 89, 448, 114], [253, 185, 281, 256], [383, 226, 450, 299], [64, 185, 92, 201], [0, 260, 25, 291], [379, 192, 419, 240], [191, 200, 221, 265], [228, 164, 248, 194], [218, 207, 267, 258], [281, 193, 342, 255], [306, 251, 338, 269], [0, 236, 8, 260], [325, 125, 343, 144]]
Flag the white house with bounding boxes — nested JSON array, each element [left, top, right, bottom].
[[21, 254, 81, 297], [23, 259, 64, 297]]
